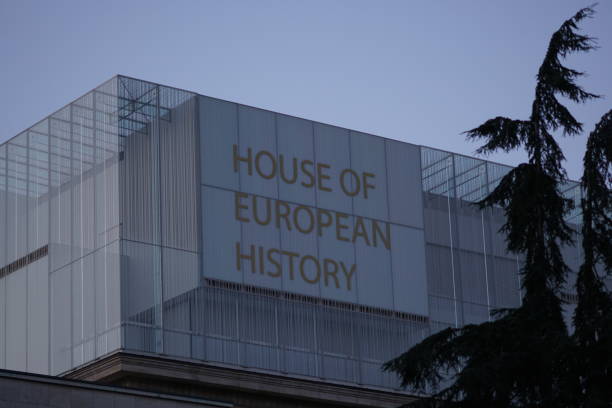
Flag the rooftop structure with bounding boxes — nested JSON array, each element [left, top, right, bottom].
[[0, 76, 586, 405]]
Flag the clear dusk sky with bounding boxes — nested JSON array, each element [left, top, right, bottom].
[[0, 0, 610, 180]]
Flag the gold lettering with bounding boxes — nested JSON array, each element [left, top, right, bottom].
[[258, 246, 265, 274], [301, 160, 315, 188], [372, 220, 391, 250], [275, 200, 292, 230], [340, 262, 356, 291], [234, 192, 250, 223], [279, 154, 298, 184], [340, 168, 360, 197], [252, 196, 271, 226], [300, 255, 320, 284], [267, 248, 282, 277], [233, 144, 252, 175], [234, 243, 356, 292], [294, 205, 315, 234], [235, 242, 256, 273], [352, 217, 371, 246], [281, 250, 299, 280], [323, 259, 340, 289], [316, 208, 333, 237], [335, 212, 350, 242], [363, 172, 376, 199], [255, 150, 276, 179], [317, 163, 332, 192]]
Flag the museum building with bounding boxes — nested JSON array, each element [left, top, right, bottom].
[[0, 76, 584, 407]]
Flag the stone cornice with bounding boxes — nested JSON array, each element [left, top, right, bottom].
[[65, 351, 418, 407]]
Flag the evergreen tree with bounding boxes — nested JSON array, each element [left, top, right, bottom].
[[572, 110, 612, 408], [384, 7, 599, 407]]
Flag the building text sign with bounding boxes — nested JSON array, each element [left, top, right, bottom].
[[233, 145, 391, 291], [199, 98, 428, 315]]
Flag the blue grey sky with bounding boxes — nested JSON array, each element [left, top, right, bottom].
[[1, 0, 610, 180]]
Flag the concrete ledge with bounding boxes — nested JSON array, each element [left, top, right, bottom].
[[65, 351, 418, 408], [0, 368, 231, 407]]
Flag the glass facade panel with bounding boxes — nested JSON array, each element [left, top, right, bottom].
[[420, 146, 581, 329], [199, 97, 239, 190], [0, 77, 122, 375], [385, 139, 423, 228], [6, 268, 27, 371], [313, 123, 353, 214], [276, 114, 316, 206], [27, 258, 49, 374], [350, 131, 388, 220]]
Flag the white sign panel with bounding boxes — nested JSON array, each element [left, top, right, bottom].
[[200, 97, 428, 316]]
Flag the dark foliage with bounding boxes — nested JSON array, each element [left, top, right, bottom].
[[572, 110, 612, 408], [478, 163, 574, 292], [384, 7, 604, 407]]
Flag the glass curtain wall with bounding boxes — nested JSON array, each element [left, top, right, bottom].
[[421, 146, 583, 333], [0, 75, 587, 389], [117, 76, 200, 357], [0, 77, 121, 375], [115, 77, 430, 391], [0, 75, 201, 376]]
